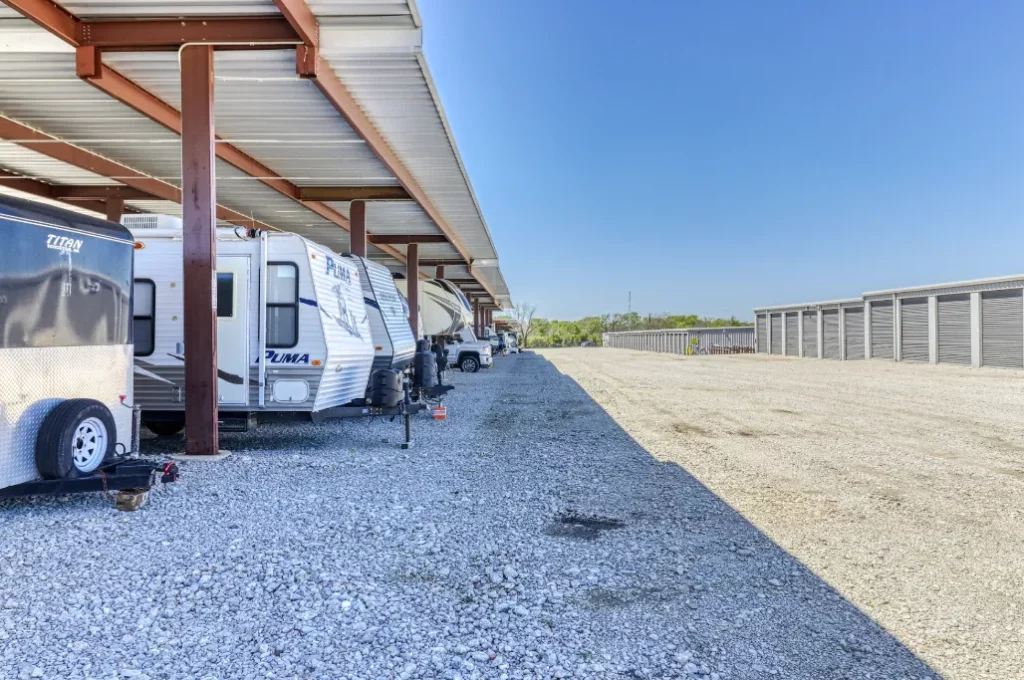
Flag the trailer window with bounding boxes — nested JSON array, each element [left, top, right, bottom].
[[216, 273, 234, 318], [267, 263, 298, 348], [133, 279, 155, 356]]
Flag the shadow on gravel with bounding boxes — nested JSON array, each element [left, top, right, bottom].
[[520, 351, 939, 679]]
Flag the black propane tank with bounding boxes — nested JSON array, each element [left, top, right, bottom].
[[369, 369, 403, 408], [413, 339, 437, 389]]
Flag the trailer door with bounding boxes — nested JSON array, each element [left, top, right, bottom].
[[216, 257, 250, 405]]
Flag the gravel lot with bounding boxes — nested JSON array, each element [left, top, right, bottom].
[[541, 348, 1024, 680], [1, 353, 938, 680]]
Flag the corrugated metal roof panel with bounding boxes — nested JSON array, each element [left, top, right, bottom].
[[0, 2, 509, 302], [321, 49, 499, 262], [101, 51, 398, 187], [324, 200, 439, 235]]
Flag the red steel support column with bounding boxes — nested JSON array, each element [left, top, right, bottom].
[[435, 265, 444, 279], [349, 199, 366, 257], [407, 243, 419, 339], [105, 197, 123, 223], [180, 45, 219, 456]]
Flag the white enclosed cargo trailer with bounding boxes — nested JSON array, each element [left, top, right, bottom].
[[0, 196, 152, 491]]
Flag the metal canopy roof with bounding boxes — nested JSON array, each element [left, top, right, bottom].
[[0, 0, 509, 307]]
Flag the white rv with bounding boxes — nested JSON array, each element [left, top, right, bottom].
[[394, 278, 474, 338], [0, 196, 135, 487], [127, 219, 379, 434]]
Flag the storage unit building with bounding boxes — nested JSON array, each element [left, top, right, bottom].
[[981, 290, 1024, 369], [755, 275, 1024, 370], [756, 313, 768, 353]]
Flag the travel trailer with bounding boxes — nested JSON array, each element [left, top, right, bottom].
[[395, 278, 474, 338], [127, 218, 378, 434], [0, 196, 178, 498]]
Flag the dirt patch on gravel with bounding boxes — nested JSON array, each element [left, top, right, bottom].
[[540, 348, 1024, 680]]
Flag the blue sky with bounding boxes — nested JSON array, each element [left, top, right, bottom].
[[417, 1, 1024, 321]]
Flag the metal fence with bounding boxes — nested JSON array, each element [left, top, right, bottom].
[[602, 327, 756, 355]]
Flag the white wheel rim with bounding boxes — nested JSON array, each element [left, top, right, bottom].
[[72, 417, 107, 471]]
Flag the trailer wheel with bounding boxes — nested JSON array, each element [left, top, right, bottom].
[[459, 355, 480, 373], [36, 399, 116, 479], [144, 419, 185, 437]]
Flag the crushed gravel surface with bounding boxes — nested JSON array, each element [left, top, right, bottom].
[[541, 348, 1024, 680], [0, 353, 938, 679]]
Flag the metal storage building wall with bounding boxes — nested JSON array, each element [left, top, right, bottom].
[[822, 310, 841, 359], [870, 300, 894, 360], [844, 307, 865, 360], [802, 311, 818, 358], [757, 314, 768, 353], [770, 314, 782, 354], [937, 294, 971, 365], [785, 313, 798, 356], [982, 290, 1024, 369], [901, 298, 930, 362]]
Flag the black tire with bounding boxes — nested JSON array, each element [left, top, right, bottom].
[[144, 419, 186, 437], [460, 355, 480, 373], [35, 399, 117, 480]]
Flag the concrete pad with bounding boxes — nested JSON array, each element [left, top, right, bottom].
[[167, 450, 232, 462]]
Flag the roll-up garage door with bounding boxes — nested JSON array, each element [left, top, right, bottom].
[[937, 294, 971, 365], [757, 314, 768, 353], [982, 289, 1024, 369], [844, 307, 864, 360], [785, 313, 799, 356], [770, 314, 782, 354], [901, 298, 929, 362], [822, 310, 840, 359], [802, 311, 818, 358], [870, 301, 894, 360]]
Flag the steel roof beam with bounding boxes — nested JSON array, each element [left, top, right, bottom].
[[0, 116, 271, 230], [0, 3, 299, 49], [297, 186, 410, 201], [368, 234, 449, 244], [273, 0, 319, 48], [78, 17, 300, 50]]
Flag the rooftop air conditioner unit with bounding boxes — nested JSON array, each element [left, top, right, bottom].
[[120, 214, 183, 230]]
